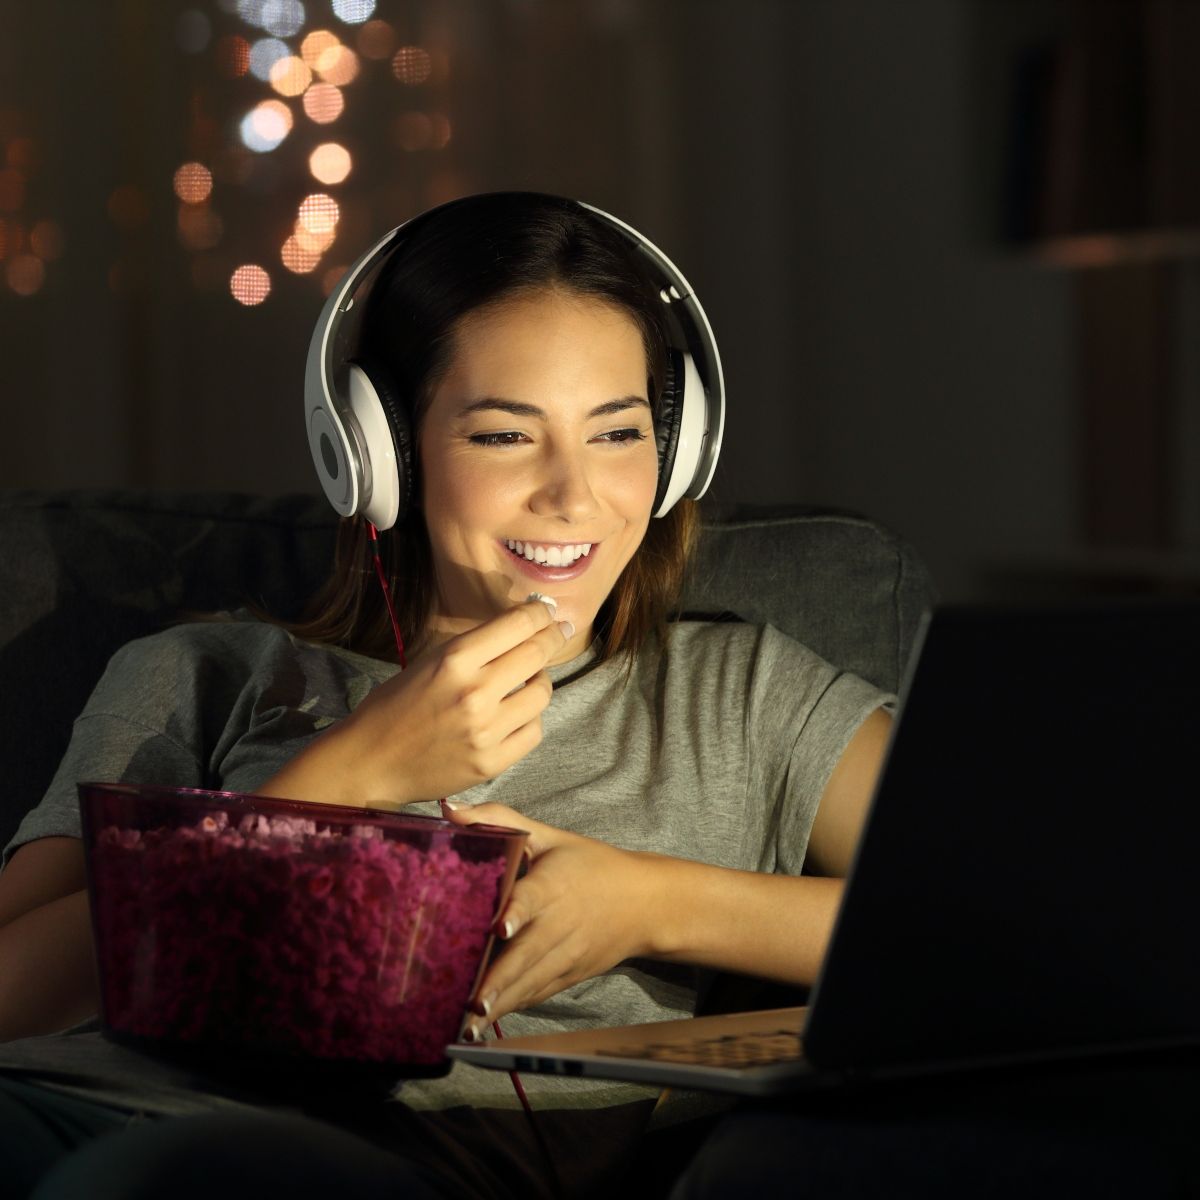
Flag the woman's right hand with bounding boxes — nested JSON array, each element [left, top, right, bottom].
[[263, 597, 572, 808]]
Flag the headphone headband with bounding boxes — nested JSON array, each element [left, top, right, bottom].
[[303, 193, 725, 528]]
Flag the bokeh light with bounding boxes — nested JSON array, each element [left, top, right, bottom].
[[177, 206, 224, 250], [248, 37, 290, 81], [356, 19, 395, 60], [0, 218, 18, 259], [394, 112, 431, 152], [237, 0, 267, 25], [7, 254, 45, 296], [6, 137, 37, 172], [29, 219, 64, 260], [300, 30, 339, 67], [315, 44, 359, 85], [173, 162, 213, 203], [281, 234, 320, 273], [0, 169, 25, 212], [230, 263, 271, 305], [240, 100, 293, 152], [429, 113, 452, 149], [302, 83, 344, 123], [262, 0, 306, 38], [308, 142, 351, 184], [298, 192, 339, 235], [215, 35, 250, 78], [176, 9, 212, 53], [392, 45, 432, 84], [269, 54, 311, 96], [393, 113, 451, 153], [332, 0, 375, 24]]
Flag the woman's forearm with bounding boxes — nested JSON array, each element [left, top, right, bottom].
[[0, 889, 100, 1042], [640, 854, 844, 988]]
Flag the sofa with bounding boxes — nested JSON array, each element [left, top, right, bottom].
[[0, 489, 935, 856]]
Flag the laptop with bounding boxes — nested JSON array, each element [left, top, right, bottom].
[[448, 601, 1200, 1094]]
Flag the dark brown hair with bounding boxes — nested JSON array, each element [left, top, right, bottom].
[[288, 193, 700, 663]]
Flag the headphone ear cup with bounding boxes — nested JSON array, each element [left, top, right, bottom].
[[349, 357, 413, 527], [652, 348, 685, 516]]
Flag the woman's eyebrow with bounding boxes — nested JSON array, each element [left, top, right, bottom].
[[456, 396, 650, 419]]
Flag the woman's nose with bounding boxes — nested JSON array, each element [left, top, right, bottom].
[[528, 448, 600, 522]]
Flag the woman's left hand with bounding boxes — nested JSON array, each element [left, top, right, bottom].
[[439, 800, 655, 1031]]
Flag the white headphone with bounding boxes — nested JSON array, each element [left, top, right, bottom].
[[303, 194, 725, 530]]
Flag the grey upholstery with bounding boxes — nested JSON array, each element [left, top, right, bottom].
[[0, 491, 935, 855]]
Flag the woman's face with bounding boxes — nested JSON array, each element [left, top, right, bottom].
[[419, 287, 658, 663]]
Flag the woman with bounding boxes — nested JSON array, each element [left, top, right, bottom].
[[0, 194, 892, 1198]]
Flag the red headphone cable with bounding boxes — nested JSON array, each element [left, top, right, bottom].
[[367, 522, 407, 668], [367, 523, 549, 1152]]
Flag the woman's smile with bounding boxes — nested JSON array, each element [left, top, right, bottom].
[[499, 537, 598, 582]]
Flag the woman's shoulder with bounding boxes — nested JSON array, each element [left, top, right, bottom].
[[106, 613, 298, 669], [665, 618, 828, 669]]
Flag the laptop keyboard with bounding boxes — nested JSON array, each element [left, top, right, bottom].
[[596, 1028, 804, 1068]]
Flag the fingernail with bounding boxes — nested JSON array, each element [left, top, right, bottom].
[[480, 990, 498, 1017], [501, 916, 519, 939], [527, 592, 558, 614], [441, 798, 466, 812], [557, 620, 575, 640], [461, 1022, 479, 1043]]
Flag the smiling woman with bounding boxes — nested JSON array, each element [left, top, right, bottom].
[[420, 289, 659, 659], [0, 195, 894, 1200]]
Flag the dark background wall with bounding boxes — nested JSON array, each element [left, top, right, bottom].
[[2, 0, 1198, 601]]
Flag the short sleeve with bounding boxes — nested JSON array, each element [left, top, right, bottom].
[[1, 636, 209, 869], [746, 625, 894, 876]]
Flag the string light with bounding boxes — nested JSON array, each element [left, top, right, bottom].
[[392, 46, 432, 85], [230, 263, 271, 304], [248, 37, 289, 82], [7, 254, 45, 296], [302, 83, 344, 124], [177, 206, 223, 250], [298, 192, 339, 235], [175, 9, 212, 53], [315, 44, 360, 86], [309, 142, 351, 184], [356, 19, 395, 60], [300, 30, 340, 68], [240, 100, 292, 152], [332, 0, 375, 24], [215, 34, 251, 78], [167, 0, 455, 305], [281, 235, 320, 273], [173, 162, 213, 204]]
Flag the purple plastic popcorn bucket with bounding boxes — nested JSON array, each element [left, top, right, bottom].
[[78, 782, 526, 1089]]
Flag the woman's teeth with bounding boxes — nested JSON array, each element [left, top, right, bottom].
[[504, 539, 592, 567]]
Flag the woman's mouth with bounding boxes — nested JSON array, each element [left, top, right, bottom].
[[500, 538, 596, 580]]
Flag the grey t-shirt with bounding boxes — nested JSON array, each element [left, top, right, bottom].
[[1, 615, 890, 1119]]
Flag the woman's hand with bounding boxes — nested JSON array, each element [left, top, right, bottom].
[[261, 598, 572, 808], [439, 801, 656, 1032]]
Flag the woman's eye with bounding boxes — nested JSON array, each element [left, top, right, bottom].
[[595, 428, 649, 445], [469, 431, 526, 447]]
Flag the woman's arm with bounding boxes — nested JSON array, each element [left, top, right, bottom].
[[444, 708, 892, 1030], [0, 838, 100, 1042]]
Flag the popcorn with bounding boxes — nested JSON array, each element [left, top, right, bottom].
[[90, 814, 507, 1066]]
